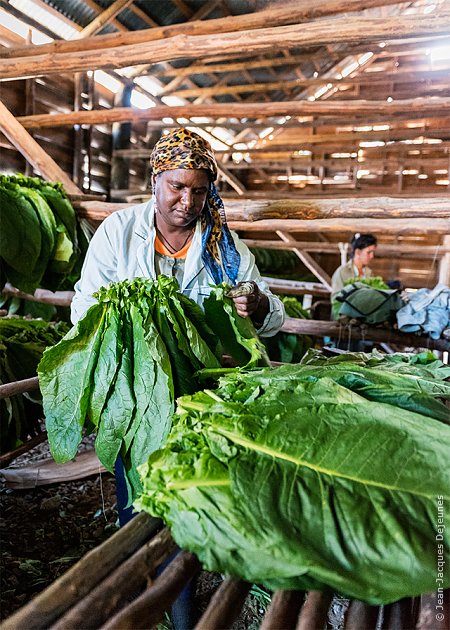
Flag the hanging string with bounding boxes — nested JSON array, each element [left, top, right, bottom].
[[99, 463, 107, 523]]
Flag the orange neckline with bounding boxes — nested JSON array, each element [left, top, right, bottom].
[[155, 234, 192, 259]]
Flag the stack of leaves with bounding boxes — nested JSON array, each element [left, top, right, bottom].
[[264, 296, 312, 363], [344, 275, 390, 290], [38, 276, 268, 500], [136, 352, 450, 604], [0, 174, 89, 294], [0, 317, 69, 454], [251, 248, 299, 275]]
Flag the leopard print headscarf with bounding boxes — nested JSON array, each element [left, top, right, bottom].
[[150, 128, 240, 285]]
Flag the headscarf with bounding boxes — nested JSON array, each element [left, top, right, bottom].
[[149, 128, 240, 284]]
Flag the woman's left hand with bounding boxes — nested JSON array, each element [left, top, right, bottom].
[[227, 281, 269, 324]]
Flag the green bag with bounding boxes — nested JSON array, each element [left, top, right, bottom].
[[334, 282, 403, 325]]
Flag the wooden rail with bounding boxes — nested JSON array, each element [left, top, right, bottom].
[[1, 514, 447, 630]]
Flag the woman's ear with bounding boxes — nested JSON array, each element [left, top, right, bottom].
[[151, 173, 157, 192]]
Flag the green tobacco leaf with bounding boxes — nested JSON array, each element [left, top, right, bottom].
[[136, 374, 450, 604], [0, 187, 42, 275], [128, 305, 173, 498], [87, 304, 122, 428], [204, 285, 270, 368], [39, 304, 107, 462]]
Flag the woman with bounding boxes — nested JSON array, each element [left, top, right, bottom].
[[331, 232, 377, 300], [71, 128, 284, 335]]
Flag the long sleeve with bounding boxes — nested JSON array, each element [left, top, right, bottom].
[[232, 233, 285, 337]]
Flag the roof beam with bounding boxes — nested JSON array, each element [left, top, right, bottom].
[[0, 0, 405, 59], [15, 97, 450, 128], [72, 0, 134, 39], [0, 101, 81, 194], [165, 69, 450, 99], [2, 12, 449, 80]]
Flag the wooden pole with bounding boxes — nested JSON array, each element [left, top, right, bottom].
[[0, 0, 407, 60], [438, 235, 450, 286], [1, 514, 161, 630], [281, 318, 449, 351], [276, 230, 333, 291], [1, 13, 449, 80], [0, 101, 81, 194], [15, 98, 450, 129]]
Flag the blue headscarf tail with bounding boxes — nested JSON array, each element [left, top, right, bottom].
[[201, 183, 240, 285]]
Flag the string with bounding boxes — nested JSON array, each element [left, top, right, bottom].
[[99, 463, 107, 523], [156, 226, 194, 254]]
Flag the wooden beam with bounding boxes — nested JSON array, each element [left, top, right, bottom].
[[15, 98, 450, 129], [228, 217, 450, 235], [72, 0, 134, 39], [263, 277, 330, 297], [276, 230, 333, 291], [243, 240, 449, 259], [0, 0, 405, 59], [2, 12, 450, 80], [0, 100, 81, 194], [165, 69, 450, 99], [281, 318, 449, 351], [217, 164, 246, 196]]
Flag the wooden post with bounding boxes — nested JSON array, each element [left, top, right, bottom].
[[110, 83, 133, 197], [438, 235, 450, 286], [0, 100, 81, 194]]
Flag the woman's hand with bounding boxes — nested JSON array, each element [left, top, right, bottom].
[[226, 281, 270, 326]]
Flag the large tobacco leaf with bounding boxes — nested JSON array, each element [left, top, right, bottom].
[[204, 284, 270, 368], [136, 371, 450, 604], [39, 276, 262, 501], [38, 304, 107, 462]]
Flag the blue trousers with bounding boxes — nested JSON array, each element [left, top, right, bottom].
[[115, 457, 196, 629]]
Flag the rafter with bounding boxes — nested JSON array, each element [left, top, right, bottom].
[[3, 12, 450, 80]]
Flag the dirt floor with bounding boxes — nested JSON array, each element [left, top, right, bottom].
[[0, 437, 268, 628]]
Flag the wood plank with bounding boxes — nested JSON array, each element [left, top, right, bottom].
[[281, 318, 449, 350], [16, 97, 450, 129], [0, 449, 106, 489], [0, 100, 80, 194], [2, 12, 449, 80], [0, 0, 404, 59], [262, 278, 331, 297]]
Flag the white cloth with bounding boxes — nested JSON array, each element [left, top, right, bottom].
[[71, 199, 285, 337]]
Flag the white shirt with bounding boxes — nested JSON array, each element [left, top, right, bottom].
[[71, 199, 285, 337]]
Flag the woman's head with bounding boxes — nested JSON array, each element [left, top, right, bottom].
[[150, 128, 217, 228], [149, 128, 241, 284], [350, 233, 377, 266]]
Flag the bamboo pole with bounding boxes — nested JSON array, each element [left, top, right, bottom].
[[16, 98, 450, 129], [0, 0, 406, 60], [0, 101, 81, 194], [1, 13, 449, 81]]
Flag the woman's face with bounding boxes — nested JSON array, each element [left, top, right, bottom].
[[355, 244, 376, 266], [152, 168, 209, 229]]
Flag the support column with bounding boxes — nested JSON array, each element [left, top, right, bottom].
[[110, 83, 133, 199]]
